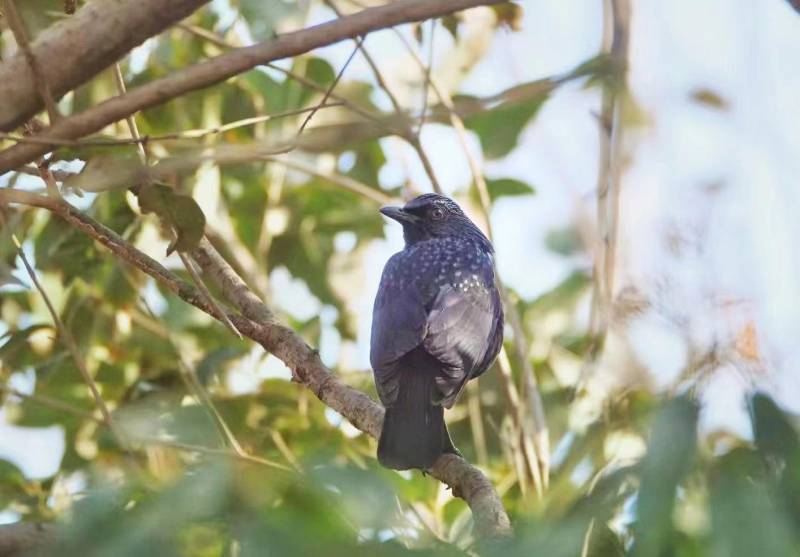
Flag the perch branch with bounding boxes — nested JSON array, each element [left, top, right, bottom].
[[0, 189, 512, 539]]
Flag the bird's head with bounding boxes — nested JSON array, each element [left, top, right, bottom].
[[380, 194, 492, 252]]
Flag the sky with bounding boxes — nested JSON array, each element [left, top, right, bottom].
[[2, 0, 800, 483]]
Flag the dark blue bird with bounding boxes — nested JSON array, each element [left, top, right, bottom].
[[370, 194, 504, 470]]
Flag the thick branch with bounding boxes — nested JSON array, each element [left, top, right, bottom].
[[0, 522, 55, 557], [0, 0, 504, 175], [0, 189, 512, 538], [0, 0, 209, 131]]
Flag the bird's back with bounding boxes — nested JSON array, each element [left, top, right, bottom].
[[370, 194, 504, 470], [371, 235, 503, 408]]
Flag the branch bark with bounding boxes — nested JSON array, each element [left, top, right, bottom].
[[0, 0, 504, 175], [589, 0, 630, 347], [0, 522, 55, 557], [0, 189, 512, 539], [0, 0, 209, 131]]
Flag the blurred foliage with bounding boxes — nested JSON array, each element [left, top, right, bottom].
[[1, 1, 799, 556]]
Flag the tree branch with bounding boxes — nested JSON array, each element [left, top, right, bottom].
[[0, 0, 505, 175], [2, 0, 60, 124], [0, 0, 209, 131], [0, 522, 56, 557], [0, 189, 512, 539], [588, 0, 630, 353]]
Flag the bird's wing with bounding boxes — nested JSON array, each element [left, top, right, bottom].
[[370, 259, 428, 406], [370, 252, 503, 408], [471, 286, 504, 380], [423, 283, 499, 407]]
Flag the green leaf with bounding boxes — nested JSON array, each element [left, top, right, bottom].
[[751, 393, 800, 527], [572, 54, 615, 82], [0, 459, 26, 508], [690, 88, 729, 111], [632, 397, 699, 557], [237, 0, 302, 41], [267, 179, 384, 337], [0, 259, 24, 288], [545, 225, 582, 256], [34, 215, 104, 283], [138, 184, 206, 254], [346, 140, 386, 188], [584, 522, 626, 557], [15, 0, 61, 40], [464, 96, 547, 159], [709, 449, 797, 557], [750, 393, 800, 459], [196, 346, 248, 386], [440, 15, 459, 39], [491, 3, 524, 31], [524, 270, 591, 315], [486, 177, 535, 201], [0, 325, 51, 369], [305, 57, 336, 89]]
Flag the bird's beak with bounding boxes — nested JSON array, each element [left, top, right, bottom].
[[380, 206, 420, 225]]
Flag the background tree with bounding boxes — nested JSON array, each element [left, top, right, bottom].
[[1, 1, 799, 556]]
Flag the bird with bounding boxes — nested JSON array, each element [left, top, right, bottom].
[[370, 193, 504, 470]]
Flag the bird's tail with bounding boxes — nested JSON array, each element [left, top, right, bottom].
[[378, 368, 455, 470]]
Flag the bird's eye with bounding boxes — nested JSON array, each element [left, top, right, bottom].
[[430, 208, 445, 220]]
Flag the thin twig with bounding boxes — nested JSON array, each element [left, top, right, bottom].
[[141, 437, 293, 472], [602, 0, 631, 320], [175, 22, 397, 136], [0, 103, 344, 149], [498, 348, 543, 497], [466, 380, 488, 467], [581, 519, 596, 557], [16, 165, 75, 181], [176, 356, 246, 454], [587, 0, 630, 365], [325, 0, 443, 194], [21, 119, 61, 198], [179, 251, 242, 338], [2, 0, 60, 124], [261, 155, 394, 205], [113, 63, 149, 161], [136, 437, 292, 471], [0, 384, 97, 421], [9, 233, 123, 444], [416, 19, 436, 135], [133, 288, 290, 470], [324, 0, 406, 118], [268, 62, 395, 129], [297, 42, 360, 137]]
